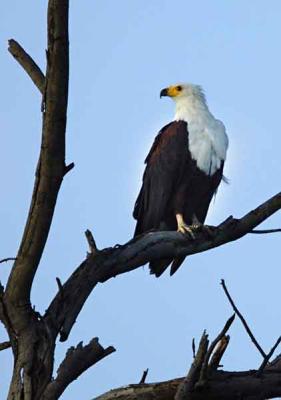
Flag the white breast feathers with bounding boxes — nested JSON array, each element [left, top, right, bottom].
[[174, 90, 228, 175]]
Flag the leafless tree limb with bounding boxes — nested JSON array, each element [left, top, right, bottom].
[[250, 228, 281, 234], [64, 161, 75, 175], [192, 338, 196, 359], [258, 336, 281, 376], [221, 279, 266, 358], [175, 315, 235, 400], [96, 330, 281, 400], [85, 229, 98, 255], [208, 335, 230, 371], [94, 360, 281, 400], [45, 191, 281, 342], [0, 257, 16, 264], [175, 332, 209, 400], [8, 39, 45, 94], [42, 338, 115, 400], [0, 341, 11, 351]]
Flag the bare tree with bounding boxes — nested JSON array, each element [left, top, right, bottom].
[[1, 2, 281, 399]]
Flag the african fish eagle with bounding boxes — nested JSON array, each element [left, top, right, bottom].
[[133, 83, 228, 277]]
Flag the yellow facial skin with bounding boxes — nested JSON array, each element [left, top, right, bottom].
[[166, 85, 182, 97], [160, 85, 183, 98]]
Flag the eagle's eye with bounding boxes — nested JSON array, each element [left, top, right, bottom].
[[176, 85, 182, 91]]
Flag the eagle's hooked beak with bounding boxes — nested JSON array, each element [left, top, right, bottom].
[[160, 88, 168, 98]]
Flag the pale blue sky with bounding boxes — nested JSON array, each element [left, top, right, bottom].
[[1, 1, 281, 399]]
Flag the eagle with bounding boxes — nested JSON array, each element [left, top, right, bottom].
[[133, 83, 228, 277]]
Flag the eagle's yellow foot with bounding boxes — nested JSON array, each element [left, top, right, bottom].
[[177, 222, 196, 238], [176, 213, 196, 239]]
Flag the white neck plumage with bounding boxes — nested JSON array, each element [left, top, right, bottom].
[[173, 95, 228, 176], [174, 93, 209, 122]]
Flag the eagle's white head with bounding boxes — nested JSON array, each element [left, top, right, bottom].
[[160, 83, 206, 104], [160, 82, 228, 175], [160, 83, 209, 122]]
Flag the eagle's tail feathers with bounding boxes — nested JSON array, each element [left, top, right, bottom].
[[149, 258, 172, 277], [170, 256, 186, 276]]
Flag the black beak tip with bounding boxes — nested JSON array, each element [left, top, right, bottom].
[[160, 88, 168, 98]]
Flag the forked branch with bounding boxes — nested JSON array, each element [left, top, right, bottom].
[[42, 338, 115, 400]]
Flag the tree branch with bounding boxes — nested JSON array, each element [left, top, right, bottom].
[[5, 0, 69, 310], [0, 341, 11, 351], [208, 335, 230, 371], [42, 338, 115, 400], [45, 191, 281, 342], [175, 315, 235, 400], [139, 369, 149, 384], [175, 331, 209, 400], [85, 229, 98, 255], [94, 361, 281, 400], [8, 39, 45, 94], [221, 279, 266, 358], [250, 228, 281, 234], [258, 336, 281, 376], [0, 257, 16, 264]]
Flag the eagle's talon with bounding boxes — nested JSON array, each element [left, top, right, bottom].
[[177, 223, 196, 239]]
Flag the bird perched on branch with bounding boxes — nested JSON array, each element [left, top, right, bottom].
[[133, 83, 228, 277]]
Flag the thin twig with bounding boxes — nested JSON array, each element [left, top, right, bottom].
[[250, 229, 281, 234], [221, 279, 266, 358], [8, 39, 45, 94], [0, 257, 16, 264], [257, 336, 281, 376], [64, 162, 75, 175], [56, 277, 64, 301], [0, 341, 11, 351], [192, 338, 196, 359], [139, 368, 149, 384]]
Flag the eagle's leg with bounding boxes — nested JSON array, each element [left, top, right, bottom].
[[176, 214, 214, 239], [176, 213, 196, 239]]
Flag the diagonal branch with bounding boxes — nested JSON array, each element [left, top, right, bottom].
[[0, 341, 11, 351], [45, 191, 281, 342], [42, 338, 115, 400], [221, 279, 266, 358], [5, 0, 69, 311], [8, 39, 45, 94]]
